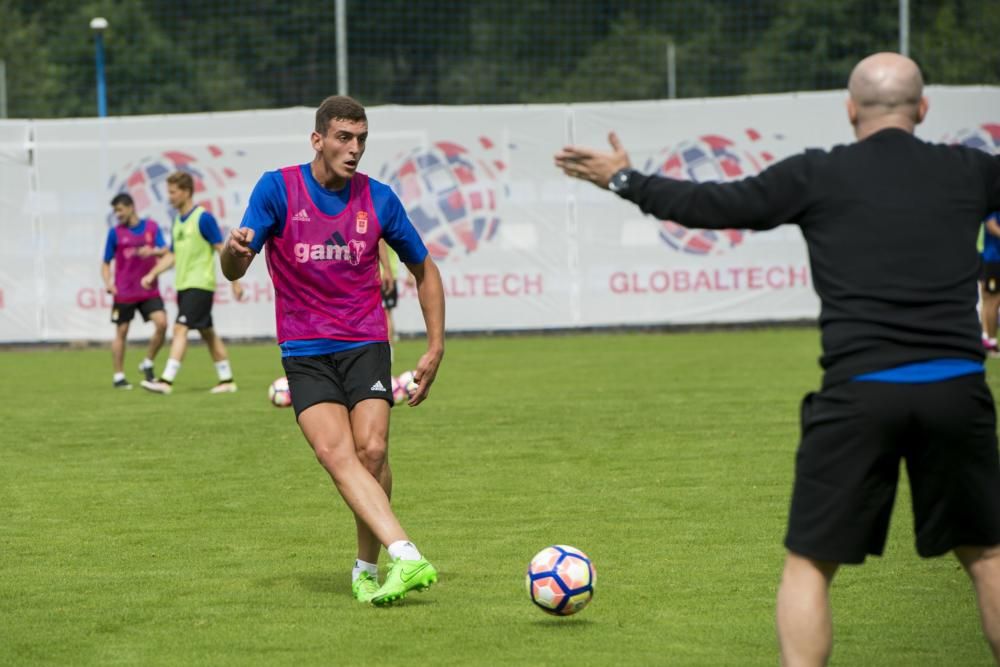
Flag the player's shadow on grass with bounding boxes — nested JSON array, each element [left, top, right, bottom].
[[289, 573, 438, 607], [295, 572, 349, 595], [530, 618, 595, 628]]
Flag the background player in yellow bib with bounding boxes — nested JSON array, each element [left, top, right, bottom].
[[140, 172, 245, 394]]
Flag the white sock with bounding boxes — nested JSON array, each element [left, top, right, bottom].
[[214, 360, 233, 382], [139, 358, 154, 369], [387, 540, 421, 561], [113, 372, 126, 382], [162, 358, 181, 383], [352, 559, 378, 583]]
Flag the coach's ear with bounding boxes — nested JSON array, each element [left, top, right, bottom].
[[846, 98, 858, 128], [916, 96, 928, 125]]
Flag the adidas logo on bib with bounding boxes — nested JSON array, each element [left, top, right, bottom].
[[291, 209, 311, 222]]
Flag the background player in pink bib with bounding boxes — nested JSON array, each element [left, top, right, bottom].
[[221, 95, 445, 606], [101, 193, 169, 389]]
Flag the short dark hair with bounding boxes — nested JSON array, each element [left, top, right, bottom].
[[110, 193, 134, 208], [166, 171, 194, 194], [315, 95, 367, 134]]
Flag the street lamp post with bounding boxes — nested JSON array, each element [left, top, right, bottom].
[[90, 16, 108, 117]]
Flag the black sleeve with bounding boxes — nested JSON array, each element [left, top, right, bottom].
[[619, 152, 814, 231], [988, 154, 1000, 211]]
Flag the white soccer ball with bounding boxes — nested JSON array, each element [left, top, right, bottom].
[[526, 545, 596, 616], [267, 376, 292, 408], [392, 370, 419, 404]]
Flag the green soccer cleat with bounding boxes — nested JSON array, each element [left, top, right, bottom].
[[352, 571, 380, 603], [370, 558, 438, 606]]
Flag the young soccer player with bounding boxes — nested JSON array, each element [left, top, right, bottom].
[[220, 95, 445, 606], [140, 172, 244, 394], [101, 193, 169, 389]]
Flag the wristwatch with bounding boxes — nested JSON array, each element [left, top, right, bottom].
[[608, 168, 635, 195]]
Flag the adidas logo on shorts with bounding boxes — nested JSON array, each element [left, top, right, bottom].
[[370, 380, 386, 392]]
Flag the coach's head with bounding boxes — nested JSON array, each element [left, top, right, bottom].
[[847, 52, 928, 140]]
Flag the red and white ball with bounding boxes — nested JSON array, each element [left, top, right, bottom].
[[268, 376, 292, 408], [526, 545, 595, 616]]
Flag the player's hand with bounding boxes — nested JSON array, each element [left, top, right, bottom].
[[231, 280, 246, 302], [408, 347, 444, 407], [105, 284, 117, 295], [381, 273, 395, 294], [554, 131, 632, 189], [140, 273, 154, 289], [226, 227, 255, 258], [136, 245, 155, 258]]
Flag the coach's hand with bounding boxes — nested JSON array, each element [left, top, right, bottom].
[[408, 348, 443, 407], [554, 131, 632, 189], [226, 227, 255, 258], [231, 280, 246, 302]]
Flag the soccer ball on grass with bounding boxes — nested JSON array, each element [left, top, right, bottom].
[[526, 545, 595, 616], [392, 370, 419, 405], [268, 376, 292, 408]]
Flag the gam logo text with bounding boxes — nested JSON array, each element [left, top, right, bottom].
[[293, 240, 366, 266]]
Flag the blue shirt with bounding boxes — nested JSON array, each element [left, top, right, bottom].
[[240, 164, 428, 357], [103, 219, 166, 262], [170, 208, 223, 251], [984, 212, 1000, 263]]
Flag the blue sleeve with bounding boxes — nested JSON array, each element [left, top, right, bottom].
[[372, 181, 428, 265], [198, 211, 224, 245], [103, 228, 116, 263], [241, 171, 288, 253], [153, 225, 166, 248]]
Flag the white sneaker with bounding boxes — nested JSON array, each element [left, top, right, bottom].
[[141, 379, 173, 395], [209, 381, 238, 394]]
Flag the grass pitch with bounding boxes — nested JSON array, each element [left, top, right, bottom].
[[0, 329, 993, 665]]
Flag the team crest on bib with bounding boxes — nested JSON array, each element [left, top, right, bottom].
[[355, 211, 368, 234]]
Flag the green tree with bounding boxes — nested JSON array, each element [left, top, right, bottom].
[[0, 0, 62, 118], [914, 0, 1000, 86], [745, 0, 898, 93]]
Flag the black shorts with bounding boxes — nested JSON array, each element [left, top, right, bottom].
[[176, 288, 214, 330], [111, 297, 165, 324], [785, 374, 1000, 564], [382, 281, 398, 310], [281, 342, 393, 418], [982, 262, 1000, 293]]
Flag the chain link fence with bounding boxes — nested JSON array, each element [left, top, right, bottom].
[[1, 0, 997, 118]]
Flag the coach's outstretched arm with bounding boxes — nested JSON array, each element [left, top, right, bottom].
[[405, 255, 445, 407], [555, 131, 810, 231], [221, 228, 256, 281]]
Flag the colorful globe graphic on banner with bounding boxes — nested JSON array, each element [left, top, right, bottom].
[[947, 123, 1000, 154], [378, 138, 505, 262], [106, 146, 244, 232], [645, 129, 778, 255]]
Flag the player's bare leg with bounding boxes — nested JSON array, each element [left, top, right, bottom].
[[298, 402, 408, 548], [112, 322, 130, 375], [776, 551, 838, 667], [201, 326, 229, 363], [167, 322, 190, 363], [146, 310, 167, 362], [142, 322, 188, 394], [956, 545, 1000, 662], [200, 327, 236, 392], [982, 287, 1000, 354], [350, 399, 394, 564]]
